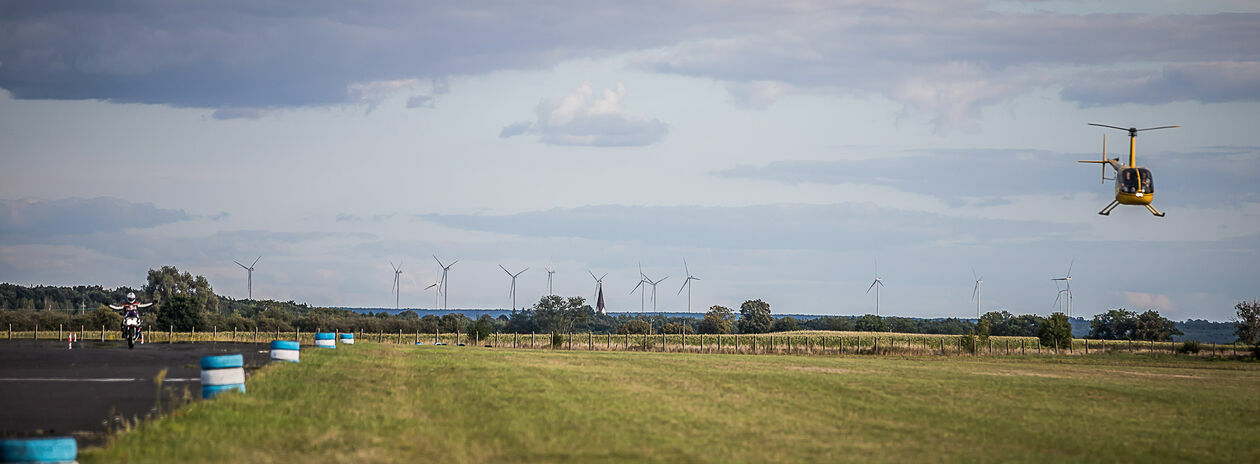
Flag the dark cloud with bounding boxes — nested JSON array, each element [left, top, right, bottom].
[[2, 2, 1254, 122], [421, 203, 1083, 251], [0, 197, 189, 242]]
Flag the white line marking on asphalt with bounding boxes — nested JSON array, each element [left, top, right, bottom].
[[0, 378, 200, 382]]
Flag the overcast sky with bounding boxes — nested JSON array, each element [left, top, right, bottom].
[[2, 1, 1258, 321]]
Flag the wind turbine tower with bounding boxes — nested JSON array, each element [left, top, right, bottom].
[[545, 267, 556, 296], [972, 268, 983, 319], [233, 256, 261, 300], [677, 259, 700, 314], [1051, 260, 1074, 317], [500, 265, 529, 310], [866, 260, 885, 316], [646, 276, 669, 313], [630, 262, 650, 315], [390, 260, 404, 310], [433, 255, 458, 310]]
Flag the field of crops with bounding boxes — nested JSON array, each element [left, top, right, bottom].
[[9, 326, 1249, 358]]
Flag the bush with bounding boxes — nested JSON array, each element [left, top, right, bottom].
[[960, 334, 979, 354], [617, 319, 652, 335], [551, 332, 564, 349], [1177, 341, 1202, 354], [661, 321, 694, 334]]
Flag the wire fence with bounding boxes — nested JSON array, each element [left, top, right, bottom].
[[7, 324, 1251, 359]]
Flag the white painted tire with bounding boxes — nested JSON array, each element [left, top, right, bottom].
[[315, 339, 336, 349], [270, 348, 300, 362], [201, 368, 245, 385]]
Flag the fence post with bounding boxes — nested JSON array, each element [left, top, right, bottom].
[[531, 332, 535, 348], [59, 324, 63, 342], [514, 332, 518, 348], [34, 324, 38, 340], [170, 325, 174, 343], [588, 332, 592, 351], [752, 335, 756, 353]]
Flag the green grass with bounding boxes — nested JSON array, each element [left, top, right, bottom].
[[83, 344, 1260, 463]]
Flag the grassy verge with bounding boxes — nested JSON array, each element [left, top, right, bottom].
[[83, 344, 1260, 463]]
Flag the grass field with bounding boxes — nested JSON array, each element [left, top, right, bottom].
[[81, 343, 1259, 463]]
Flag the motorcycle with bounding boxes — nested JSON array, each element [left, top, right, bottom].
[[122, 310, 142, 349], [110, 293, 152, 349]]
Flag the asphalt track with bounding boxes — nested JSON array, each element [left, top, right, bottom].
[[0, 339, 270, 445]]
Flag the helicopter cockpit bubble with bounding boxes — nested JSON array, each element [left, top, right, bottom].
[[1119, 168, 1154, 194]]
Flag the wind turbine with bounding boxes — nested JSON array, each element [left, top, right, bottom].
[[646, 276, 669, 313], [1051, 259, 1073, 317], [589, 270, 607, 314], [500, 265, 529, 310], [630, 262, 650, 315], [424, 280, 442, 309], [677, 259, 700, 314], [233, 256, 261, 300], [972, 268, 983, 319], [866, 259, 885, 316], [433, 255, 457, 310], [545, 267, 556, 296], [390, 260, 404, 310]]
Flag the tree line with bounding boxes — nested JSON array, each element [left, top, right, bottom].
[[2, 268, 1257, 349]]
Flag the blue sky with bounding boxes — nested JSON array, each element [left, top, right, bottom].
[[1, 1, 1257, 320]]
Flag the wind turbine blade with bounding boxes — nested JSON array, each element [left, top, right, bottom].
[[1136, 125, 1180, 131], [588, 269, 597, 281], [972, 283, 978, 300], [433, 255, 444, 267], [251, 256, 261, 267], [449, 260, 458, 267], [425, 283, 437, 290], [972, 267, 977, 281], [1066, 259, 1074, 277], [866, 280, 877, 294], [391, 261, 398, 272], [398, 259, 403, 270], [678, 280, 689, 295], [630, 280, 644, 294], [600, 273, 607, 281], [656, 276, 669, 284], [234, 261, 247, 270], [519, 267, 529, 276], [500, 265, 511, 276], [683, 259, 690, 276]]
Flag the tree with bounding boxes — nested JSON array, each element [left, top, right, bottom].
[[1088, 309, 1137, 339], [155, 294, 203, 331], [1132, 310, 1182, 341], [1235, 299, 1260, 345], [466, 315, 495, 341], [737, 299, 773, 334], [1037, 312, 1072, 349], [697, 305, 734, 334], [662, 321, 694, 334], [975, 316, 991, 343], [770, 316, 799, 332], [144, 266, 219, 315], [533, 295, 591, 335]]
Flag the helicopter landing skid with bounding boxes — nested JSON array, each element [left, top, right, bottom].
[[1145, 204, 1166, 217], [1098, 200, 1120, 216]]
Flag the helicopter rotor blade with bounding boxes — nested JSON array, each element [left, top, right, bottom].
[[1088, 123, 1128, 131]]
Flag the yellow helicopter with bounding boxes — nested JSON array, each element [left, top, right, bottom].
[[1078, 123, 1180, 217]]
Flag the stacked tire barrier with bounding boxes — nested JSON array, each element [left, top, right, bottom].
[[201, 354, 246, 399], [270, 340, 300, 362], [315, 332, 336, 349], [339, 333, 354, 345], [0, 437, 76, 463]]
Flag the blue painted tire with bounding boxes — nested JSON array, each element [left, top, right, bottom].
[[314, 332, 335, 340], [414, 342, 424, 345], [0, 437, 77, 463], [339, 333, 354, 339], [200, 354, 244, 369], [201, 383, 246, 399], [270, 340, 300, 350]]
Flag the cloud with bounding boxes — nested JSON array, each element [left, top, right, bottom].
[[0, 197, 190, 242], [500, 82, 668, 147], [421, 203, 1082, 251], [1121, 291, 1177, 312], [0, 3, 1255, 125], [716, 146, 1260, 208], [1061, 62, 1260, 106]]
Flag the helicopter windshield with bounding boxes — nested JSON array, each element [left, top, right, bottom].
[[1118, 168, 1154, 194]]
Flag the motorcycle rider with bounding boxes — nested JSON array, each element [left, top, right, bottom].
[[109, 292, 153, 344]]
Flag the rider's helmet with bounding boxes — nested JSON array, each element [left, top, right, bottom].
[[126, 292, 136, 302]]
